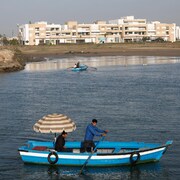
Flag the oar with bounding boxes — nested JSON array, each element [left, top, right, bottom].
[[66, 67, 74, 70], [88, 67, 97, 71], [79, 136, 105, 174]]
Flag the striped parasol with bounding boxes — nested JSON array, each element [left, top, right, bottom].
[[33, 113, 76, 134]]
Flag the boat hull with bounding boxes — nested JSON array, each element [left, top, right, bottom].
[[72, 65, 88, 72], [18, 140, 172, 167]]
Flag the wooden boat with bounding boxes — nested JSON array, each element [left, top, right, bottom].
[[72, 65, 88, 72], [18, 140, 172, 166]]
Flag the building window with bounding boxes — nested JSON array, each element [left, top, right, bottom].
[[39, 40, 44, 45], [45, 40, 50, 44]]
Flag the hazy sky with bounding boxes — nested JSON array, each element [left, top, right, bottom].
[[0, 0, 180, 36]]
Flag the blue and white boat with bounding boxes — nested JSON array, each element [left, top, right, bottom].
[[72, 65, 88, 72], [18, 140, 172, 166]]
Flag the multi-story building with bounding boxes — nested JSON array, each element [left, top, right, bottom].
[[176, 26, 180, 41], [147, 21, 176, 42], [18, 16, 176, 45], [109, 16, 147, 42]]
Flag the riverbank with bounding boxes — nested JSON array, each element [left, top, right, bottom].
[[18, 42, 180, 62], [1, 42, 180, 72]]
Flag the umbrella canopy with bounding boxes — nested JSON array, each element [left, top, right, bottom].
[[33, 113, 76, 133]]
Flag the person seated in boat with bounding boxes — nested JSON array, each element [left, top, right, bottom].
[[76, 61, 80, 68], [55, 131, 72, 152], [83, 119, 108, 152], [74, 61, 80, 68]]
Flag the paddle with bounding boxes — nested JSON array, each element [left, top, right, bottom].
[[66, 67, 74, 70], [79, 135, 105, 174]]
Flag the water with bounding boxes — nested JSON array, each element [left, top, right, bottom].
[[0, 56, 180, 180]]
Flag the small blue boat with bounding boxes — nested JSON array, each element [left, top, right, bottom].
[[18, 140, 172, 167], [72, 65, 88, 72]]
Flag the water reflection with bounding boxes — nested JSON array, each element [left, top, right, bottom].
[[21, 163, 164, 179], [25, 56, 180, 72]]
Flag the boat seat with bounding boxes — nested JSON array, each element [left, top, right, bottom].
[[47, 148, 56, 152], [119, 148, 139, 153], [96, 148, 114, 153], [73, 149, 80, 153], [80, 142, 93, 153], [32, 146, 48, 151]]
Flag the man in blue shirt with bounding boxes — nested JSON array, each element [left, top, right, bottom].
[[83, 119, 108, 152]]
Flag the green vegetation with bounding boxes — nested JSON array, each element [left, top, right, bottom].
[[0, 34, 19, 46]]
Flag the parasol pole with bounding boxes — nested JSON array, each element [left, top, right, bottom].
[[54, 133, 57, 142]]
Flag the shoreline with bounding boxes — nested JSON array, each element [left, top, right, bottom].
[[1, 43, 180, 72], [22, 48, 180, 63], [18, 43, 180, 62]]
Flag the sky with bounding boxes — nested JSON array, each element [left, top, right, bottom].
[[0, 0, 180, 37]]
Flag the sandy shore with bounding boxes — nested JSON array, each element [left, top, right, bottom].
[[1, 43, 180, 72], [17, 42, 180, 62], [1, 42, 180, 63]]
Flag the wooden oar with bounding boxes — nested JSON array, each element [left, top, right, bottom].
[[66, 67, 74, 70], [79, 136, 105, 174]]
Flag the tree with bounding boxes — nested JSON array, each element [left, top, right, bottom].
[[9, 39, 19, 45], [2, 35, 9, 45], [152, 37, 165, 42], [142, 37, 151, 42], [0, 34, 2, 45]]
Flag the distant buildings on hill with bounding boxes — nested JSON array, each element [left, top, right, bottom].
[[18, 16, 180, 45]]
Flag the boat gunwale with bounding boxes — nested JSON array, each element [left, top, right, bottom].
[[96, 144, 169, 156], [18, 143, 170, 156], [72, 65, 88, 71]]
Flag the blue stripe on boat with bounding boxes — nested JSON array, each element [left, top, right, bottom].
[[18, 140, 172, 166], [72, 65, 88, 71]]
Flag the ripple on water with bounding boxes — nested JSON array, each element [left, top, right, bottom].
[[0, 57, 180, 179]]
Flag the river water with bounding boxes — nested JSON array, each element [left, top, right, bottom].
[[0, 56, 180, 180]]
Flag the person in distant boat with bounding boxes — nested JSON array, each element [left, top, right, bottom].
[[83, 119, 108, 152], [74, 61, 80, 68], [55, 131, 71, 152], [76, 61, 80, 68]]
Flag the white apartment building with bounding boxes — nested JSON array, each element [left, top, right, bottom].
[[18, 16, 176, 45], [109, 16, 147, 42], [147, 21, 176, 42], [176, 26, 180, 40]]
